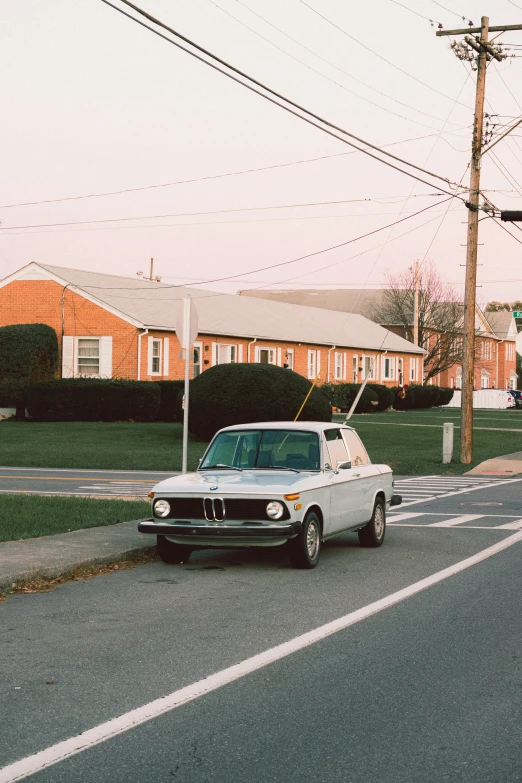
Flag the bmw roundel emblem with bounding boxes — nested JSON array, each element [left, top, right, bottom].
[[210, 485, 218, 491]]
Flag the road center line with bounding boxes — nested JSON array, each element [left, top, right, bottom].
[[2, 530, 521, 783]]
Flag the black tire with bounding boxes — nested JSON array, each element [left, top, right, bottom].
[[358, 497, 386, 548], [157, 535, 192, 564], [288, 511, 322, 569]]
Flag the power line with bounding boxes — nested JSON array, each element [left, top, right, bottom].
[[429, 0, 473, 25], [0, 135, 462, 210], [298, 0, 472, 109], [100, 0, 467, 198], [388, 0, 441, 26], [56, 198, 453, 292], [220, 0, 462, 129]]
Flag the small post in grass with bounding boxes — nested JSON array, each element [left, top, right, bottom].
[[177, 296, 198, 473], [443, 422, 454, 464]]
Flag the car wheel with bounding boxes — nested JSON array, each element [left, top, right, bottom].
[[288, 511, 322, 569], [157, 535, 192, 564], [358, 497, 386, 548]]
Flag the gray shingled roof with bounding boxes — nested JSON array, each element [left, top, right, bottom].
[[239, 288, 386, 322], [484, 310, 516, 340], [39, 264, 425, 354]]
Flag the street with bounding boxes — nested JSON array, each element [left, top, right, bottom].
[[1, 477, 521, 782], [0, 467, 173, 499]]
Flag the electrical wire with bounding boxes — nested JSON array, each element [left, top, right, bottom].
[[0, 135, 463, 210], [388, 0, 441, 26], [220, 0, 461, 129], [429, 0, 473, 25], [100, 0, 468, 197], [51, 197, 454, 291], [298, 0, 472, 109]]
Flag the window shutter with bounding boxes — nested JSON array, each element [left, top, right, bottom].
[[163, 338, 170, 377], [62, 336, 74, 378], [212, 343, 218, 366], [277, 347, 282, 366], [238, 344, 243, 362], [147, 336, 154, 375], [99, 337, 113, 378], [317, 350, 321, 377], [343, 353, 347, 381]]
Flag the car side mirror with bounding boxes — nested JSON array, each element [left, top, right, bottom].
[[336, 459, 352, 470]]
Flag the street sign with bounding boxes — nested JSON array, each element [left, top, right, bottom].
[[513, 311, 522, 318], [176, 298, 199, 350]]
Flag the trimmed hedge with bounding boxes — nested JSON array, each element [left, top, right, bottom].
[[156, 380, 185, 422], [366, 383, 393, 412], [27, 379, 160, 422], [320, 383, 379, 414], [188, 363, 332, 441], [0, 324, 58, 410], [390, 384, 454, 410], [438, 387, 454, 405]]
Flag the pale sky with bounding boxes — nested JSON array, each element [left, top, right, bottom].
[[1, 0, 522, 306]]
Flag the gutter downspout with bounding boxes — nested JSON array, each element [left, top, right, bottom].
[[137, 329, 149, 380], [327, 345, 336, 382], [496, 339, 505, 388], [61, 283, 72, 378], [247, 337, 257, 363]]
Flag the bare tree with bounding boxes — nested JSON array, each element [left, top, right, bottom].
[[381, 262, 465, 383]]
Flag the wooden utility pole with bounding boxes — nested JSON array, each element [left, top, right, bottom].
[[149, 257, 154, 281], [436, 17, 520, 463], [413, 260, 419, 347]]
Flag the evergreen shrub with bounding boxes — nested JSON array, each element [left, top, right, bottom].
[[156, 380, 185, 421], [188, 363, 332, 441], [27, 379, 160, 422], [0, 324, 59, 411]]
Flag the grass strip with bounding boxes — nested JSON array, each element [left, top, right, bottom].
[[0, 494, 150, 542]]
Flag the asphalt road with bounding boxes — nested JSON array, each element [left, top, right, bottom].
[[0, 467, 174, 498], [1, 478, 521, 782]]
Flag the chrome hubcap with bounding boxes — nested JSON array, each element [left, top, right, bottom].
[[306, 520, 320, 559], [374, 505, 385, 538]]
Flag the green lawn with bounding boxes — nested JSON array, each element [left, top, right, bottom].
[[0, 421, 207, 471], [335, 408, 522, 475], [0, 495, 150, 542], [0, 410, 520, 476]]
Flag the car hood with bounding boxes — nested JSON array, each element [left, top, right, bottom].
[[152, 470, 323, 496]]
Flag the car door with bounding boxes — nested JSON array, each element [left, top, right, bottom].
[[323, 428, 362, 534], [341, 429, 380, 523]]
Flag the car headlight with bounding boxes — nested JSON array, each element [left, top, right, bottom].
[[266, 501, 284, 520], [154, 499, 171, 518]]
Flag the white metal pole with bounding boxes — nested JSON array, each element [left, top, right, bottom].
[[345, 354, 379, 421], [182, 296, 191, 474]]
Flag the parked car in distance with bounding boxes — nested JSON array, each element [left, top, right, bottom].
[[139, 422, 402, 569]]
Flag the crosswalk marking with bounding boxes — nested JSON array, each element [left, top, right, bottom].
[[429, 514, 484, 528], [494, 519, 522, 530], [382, 512, 425, 522]]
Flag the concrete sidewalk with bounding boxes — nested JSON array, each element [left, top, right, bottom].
[[466, 451, 522, 476], [0, 518, 154, 592]]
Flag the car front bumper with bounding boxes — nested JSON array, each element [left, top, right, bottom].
[[138, 519, 302, 547]]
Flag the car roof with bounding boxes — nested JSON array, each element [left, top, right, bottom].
[[217, 421, 355, 434]]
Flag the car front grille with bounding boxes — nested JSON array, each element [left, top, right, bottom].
[[156, 497, 290, 522]]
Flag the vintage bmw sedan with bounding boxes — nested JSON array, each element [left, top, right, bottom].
[[139, 422, 401, 569]]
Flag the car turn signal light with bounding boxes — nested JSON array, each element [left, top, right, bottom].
[[284, 493, 300, 501], [148, 491, 154, 498], [294, 503, 302, 510]]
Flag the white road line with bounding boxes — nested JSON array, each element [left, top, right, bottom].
[[429, 514, 484, 528], [494, 518, 522, 530], [1, 531, 522, 783], [0, 467, 174, 475], [388, 524, 513, 531], [384, 512, 426, 522], [399, 478, 522, 507]]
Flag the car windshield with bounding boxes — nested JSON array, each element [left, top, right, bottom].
[[200, 429, 320, 472]]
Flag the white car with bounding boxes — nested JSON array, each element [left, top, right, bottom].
[[139, 422, 402, 569]]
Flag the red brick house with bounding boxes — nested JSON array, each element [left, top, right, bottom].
[[0, 263, 425, 387], [241, 288, 519, 390]]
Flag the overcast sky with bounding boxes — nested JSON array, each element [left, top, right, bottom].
[[1, 0, 521, 306]]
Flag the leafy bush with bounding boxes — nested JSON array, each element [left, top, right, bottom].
[[156, 380, 185, 421], [0, 324, 59, 412], [391, 385, 416, 411], [320, 382, 378, 414], [438, 387, 454, 405], [188, 363, 332, 441], [27, 379, 160, 422], [366, 383, 393, 412], [410, 384, 441, 409]]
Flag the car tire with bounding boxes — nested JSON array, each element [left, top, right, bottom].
[[358, 497, 386, 548], [288, 511, 322, 569], [157, 535, 192, 564]]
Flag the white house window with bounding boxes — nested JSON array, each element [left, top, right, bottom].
[[352, 355, 358, 383], [481, 370, 490, 389], [382, 356, 395, 381], [481, 341, 492, 360], [285, 349, 294, 370], [193, 342, 202, 378], [510, 372, 517, 390], [256, 347, 276, 364], [151, 339, 162, 374], [216, 344, 237, 364], [506, 343, 515, 361], [362, 355, 375, 380], [77, 339, 100, 376], [410, 357, 418, 382], [334, 352, 344, 381], [308, 350, 318, 379], [456, 368, 462, 388]]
